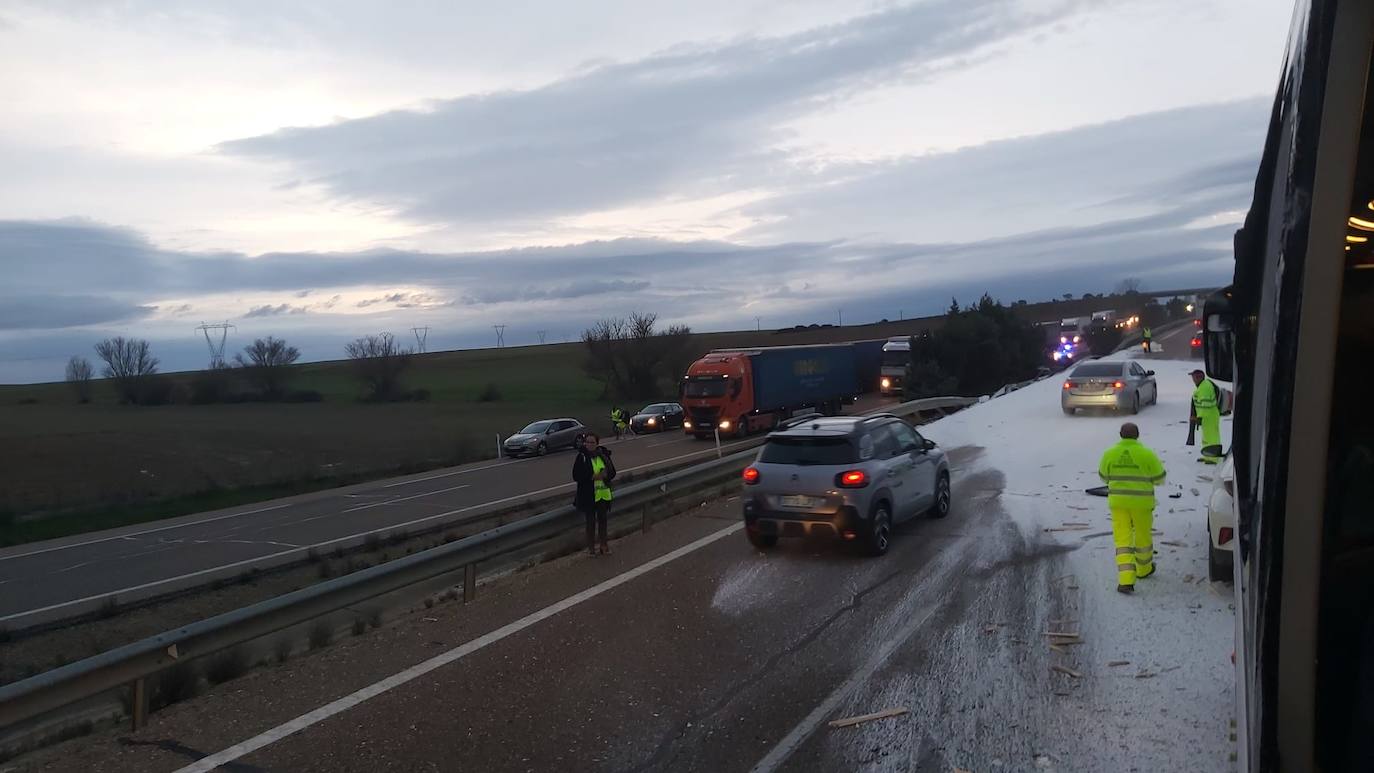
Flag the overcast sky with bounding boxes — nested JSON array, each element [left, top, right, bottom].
[[0, 0, 1294, 382]]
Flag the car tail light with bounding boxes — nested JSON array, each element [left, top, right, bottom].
[[1113, 381, 1125, 390], [1063, 381, 1074, 389], [1191, 337, 1202, 347], [836, 470, 868, 488], [742, 467, 760, 485], [1219, 527, 1233, 546]]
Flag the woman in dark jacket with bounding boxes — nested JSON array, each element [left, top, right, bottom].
[[572, 433, 616, 555]]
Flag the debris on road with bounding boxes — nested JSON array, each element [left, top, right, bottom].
[[1181, 574, 1196, 583], [827, 707, 909, 729], [1051, 665, 1082, 679], [1107, 660, 1130, 667], [1161, 540, 1188, 547], [1043, 631, 1080, 639], [1135, 670, 1157, 679], [1168, 492, 1183, 499], [1049, 644, 1066, 653]]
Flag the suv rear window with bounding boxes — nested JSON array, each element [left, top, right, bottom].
[[1072, 363, 1122, 377], [759, 437, 856, 466]]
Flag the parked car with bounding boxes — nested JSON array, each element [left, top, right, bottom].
[[502, 418, 587, 457], [740, 414, 951, 556], [1061, 360, 1158, 416], [630, 403, 685, 434], [1207, 454, 1236, 581]]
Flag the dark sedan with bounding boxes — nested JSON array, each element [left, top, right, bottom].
[[630, 403, 685, 434]]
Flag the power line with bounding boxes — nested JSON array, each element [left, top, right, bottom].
[[195, 322, 236, 368], [411, 326, 431, 353], [493, 324, 506, 348]]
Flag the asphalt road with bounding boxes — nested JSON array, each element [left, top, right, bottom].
[[17, 445, 1099, 773], [0, 397, 888, 626]]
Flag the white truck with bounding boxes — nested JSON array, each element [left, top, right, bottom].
[[878, 336, 910, 396]]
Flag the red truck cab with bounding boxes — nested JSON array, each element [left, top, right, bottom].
[[680, 352, 754, 437]]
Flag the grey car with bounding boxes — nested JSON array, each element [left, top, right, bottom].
[[503, 418, 587, 458], [741, 414, 951, 556], [1061, 360, 1158, 415]]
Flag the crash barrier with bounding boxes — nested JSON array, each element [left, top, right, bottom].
[[0, 395, 977, 745]]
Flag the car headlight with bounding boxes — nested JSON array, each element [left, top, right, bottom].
[[881, 377, 891, 388], [719, 420, 731, 430], [525, 437, 540, 445], [683, 420, 692, 429], [647, 417, 656, 425]]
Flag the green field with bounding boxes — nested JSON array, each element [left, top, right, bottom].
[[0, 293, 1164, 539]]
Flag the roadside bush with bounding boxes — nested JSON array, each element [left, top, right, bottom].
[[308, 620, 333, 650], [234, 337, 301, 399], [273, 638, 293, 663], [351, 618, 367, 637], [905, 295, 1043, 398], [190, 367, 234, 404], [477, 382, 502, 402]]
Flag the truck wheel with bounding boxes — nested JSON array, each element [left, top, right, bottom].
[[747, 530, 778, 550], [864, 503, 892, 557]]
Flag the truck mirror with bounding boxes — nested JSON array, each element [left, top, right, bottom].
[[1202, 289, 1235, 382]]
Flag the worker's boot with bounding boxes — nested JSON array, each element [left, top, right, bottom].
[[1137, 565, 1156, 579], [1117, 584, 1134, 594]]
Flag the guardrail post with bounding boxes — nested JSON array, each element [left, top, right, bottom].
[[130, 677, 148, 730], [463, 563, 477, 603], [641, 504, 651, 534]]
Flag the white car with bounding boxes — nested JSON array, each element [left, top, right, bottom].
[[1206, 455, 1236, 581]]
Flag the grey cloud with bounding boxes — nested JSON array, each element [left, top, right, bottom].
[[460, 279, 651, 306], [219, 0, 1080, 224], [243, 303, 309, 318], [294, 290, 311, 298], [0, 294, 153, 331]]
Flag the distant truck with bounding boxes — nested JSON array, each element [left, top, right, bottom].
[[679, 344, 861, 438], [879, 336, 910, 395]]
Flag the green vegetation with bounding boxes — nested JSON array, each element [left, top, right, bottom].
[[904, 295, 1045, 398]]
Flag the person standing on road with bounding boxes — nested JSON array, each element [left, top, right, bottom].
[[610, 407, 627, 440], [1142, 326, 1153, 353], [1098, 422, 1167, 594], [1190, 369, 1223, 464], [573, 433, 616, 556]]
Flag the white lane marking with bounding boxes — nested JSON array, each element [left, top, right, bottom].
[[0, 503, 292, 563], [748, 557, 961, 773], [174, 522, 744, 773], [380, 459, 522, 488], [341, 484, 471, 514]]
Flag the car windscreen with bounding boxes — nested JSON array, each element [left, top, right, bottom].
[[881, 351, 908, 367], [519, 421, 554, 434], [758, 437, 856, 466], [642, 404, 670, 414], [683, 379, 727, 398], [1071, 363, 1122, 378]]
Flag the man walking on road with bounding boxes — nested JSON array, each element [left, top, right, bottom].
[[1141, 326, 1152, 352], [1190, 369, 1223, 464], [1098, 422, 1167, 594]]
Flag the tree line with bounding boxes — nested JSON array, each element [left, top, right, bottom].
[[62, 333, 420, 406]]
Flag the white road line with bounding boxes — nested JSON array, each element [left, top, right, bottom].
[[380, 459, 522, 488], [173, 522, 744, 773], [0, 503, 293, 563], [341, 484, 471, 514]]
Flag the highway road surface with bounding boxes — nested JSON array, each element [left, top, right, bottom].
[[0, 398, 888, 627], [12, 350, 1235, 772]]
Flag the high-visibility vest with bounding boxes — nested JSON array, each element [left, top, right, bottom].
[[591, 456, 613, 502], [1098, 438, 1166, 507], [1143, 327, 1152, 338], [1192, 379, 1220, 417]]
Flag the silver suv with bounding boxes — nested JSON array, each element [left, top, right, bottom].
[[741, 415, 951, 556]]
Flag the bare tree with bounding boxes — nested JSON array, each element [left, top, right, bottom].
[[344, 333, 413, 401], [234, 336, 301, 398], [1115, 277, 1144, 295], [64, 355, 94, 403], [582, 312, 692, 400], [93, 337, 159, 404]]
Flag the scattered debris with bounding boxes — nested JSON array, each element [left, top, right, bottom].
[[1066, 505, 1091, 511], [1047, 619, 1078, 626], [1197, 475, 1214, 482], [422, 617, 439, 622], [1067, 584, 1080, 590], [1107, 660, 1130, 667], [1061, 521, 1090, 527], [1044, 525, 1091, 532], [1168, 492, 1183, 499], [1049, 644, 1066, 653], [1161, 539, 1188, 547], [827, 707, 909, 729], [1161, 665, 1182, 674], [983, 625, 1000, 634], [1181, 574, 1196, 584], [1051, 665, 1082, 679], [1043, 631, 1080, 639], [1135, 671, 1157, 679], [1190, 488, 1201, 496]]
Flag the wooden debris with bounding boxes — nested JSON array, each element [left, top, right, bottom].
[[1051, 665, 1082, 679], [1047, 619, 1078, 625], [1181, 574, 1196, 584], [1107, 660, 1130, 667], [827, 707, 908, 729], [1049, 644, 1066, 653], [1043, 631, 1081, 639], [1044, 525, 1091, 532], [1161, 665, 1182, 674], [1067, 584, 1080, 590], [1135, 671, 1157, 679], [1161, 540, 1188, 547], [1061, 521, 1090, 527]]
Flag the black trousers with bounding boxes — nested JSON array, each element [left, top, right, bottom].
[[584, 501, 610, 547]]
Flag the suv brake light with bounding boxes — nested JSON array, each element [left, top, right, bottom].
[[1063, 381, 1075, 389], [836, 470, 868, 488], [742, 467, 760, 485], [1112, 381, 1125, 390]]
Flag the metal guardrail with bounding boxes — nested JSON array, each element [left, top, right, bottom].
[[0, 395, 975, 738]]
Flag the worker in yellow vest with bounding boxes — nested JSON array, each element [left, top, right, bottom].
[[573, 433, 616, 555], [1098, 422, 1167, 593], [1190, 369, 1223, 464]]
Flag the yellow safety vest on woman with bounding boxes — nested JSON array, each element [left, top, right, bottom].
[[1098, 438, 1167, 507], [591, 456, 613, 502]]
